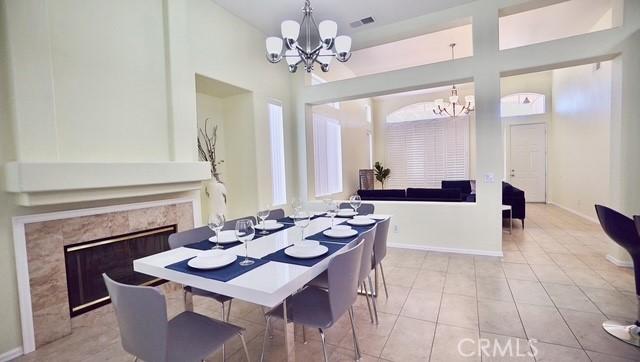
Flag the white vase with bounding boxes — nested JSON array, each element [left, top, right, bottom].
[[204, 180, 227, 216]]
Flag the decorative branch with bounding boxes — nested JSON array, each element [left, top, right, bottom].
[[197, 118, 224, 183]]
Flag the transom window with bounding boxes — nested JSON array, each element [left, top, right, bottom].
[[501, 92, 545, 117]]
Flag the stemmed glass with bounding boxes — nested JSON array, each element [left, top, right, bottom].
[[257, 206, 271, 235], [349, 195, 362, 215], [290, 198, 302, 214], [235, 219, 255, 266], [208, 213, 226, 250], [292, 211, 311, 244], [325, 200, 338, 227]]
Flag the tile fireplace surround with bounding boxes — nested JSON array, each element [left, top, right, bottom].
[[12, 197, 198, 353]]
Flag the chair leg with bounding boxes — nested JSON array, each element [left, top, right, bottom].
[[319, 328, 329, 362], [221, 303, 226, 361], [225, 299, 233, 322], [348, 307, 361, 361], [302, 325, 308, 344], [368, 276, 379, 325], [379, 263, 389, 299], [260, 316, 271, 362], [183, 289, 194, 312], [239, 332, 251, 362], [362, 282, 374, 324]]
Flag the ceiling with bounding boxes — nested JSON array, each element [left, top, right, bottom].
[[212, 0, 474, 39]]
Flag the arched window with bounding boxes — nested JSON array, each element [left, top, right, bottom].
[[386, 102, 445, 123], [501, 92, 545, 117]]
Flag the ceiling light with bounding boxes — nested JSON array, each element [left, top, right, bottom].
[[432, 43, 475, 118]]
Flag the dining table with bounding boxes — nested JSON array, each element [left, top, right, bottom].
[[134, 214, 390, 362]]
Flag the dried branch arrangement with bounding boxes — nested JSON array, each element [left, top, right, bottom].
[[197, 118, 224, 183]]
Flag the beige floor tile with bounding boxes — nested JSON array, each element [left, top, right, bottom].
[[439, 294, 478, 329], [501, 251, 527, 264], [479, 332, 535, 362], [422, 253, 450, 272], [448, 256, 477, 276], [580, 286, 637, 320], [444, 273, 477, 297], [543, 283, 600, 313], [339, 308, 397, 357], [516, 303, 580, 348], [475, 260, 505, 276], [380, 316, 435, 362], [476, 277, 513, 302], [502, 263, 538, 281], [548, 253, 590, 269], [532, 342, 590, 362], [562, 267, 614, 289], [381, 266, 420, 288], [477, 299, 525, 338], [530, 264, 574, 284], [430, 324, 480, 362], [521, 252, 555, 265], [586, 350, 639, 362], [401, 288, 441, 322], [412, 269, 446, 291], [359, 284, 410, 315], [507, 279, 553, 306], [560, 308, 640, 360]]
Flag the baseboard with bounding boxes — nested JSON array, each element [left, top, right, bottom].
[[388, 242, 503, 257], [606, 254, 634, 268], [547, 201, 598, 224], [0, 347, 23, 362]]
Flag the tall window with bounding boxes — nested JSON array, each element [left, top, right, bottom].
[[385, 115, 469, 189], [368, 132, 373, 168], [268, 101, 287, 205], [313, 114, 343, 196]]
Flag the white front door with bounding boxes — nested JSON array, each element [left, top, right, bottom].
[[509, 123, 546, 202]]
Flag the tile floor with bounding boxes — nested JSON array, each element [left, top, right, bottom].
[[15, 204, 640, 361]]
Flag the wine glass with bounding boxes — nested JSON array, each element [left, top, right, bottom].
[[349, 195, 362, 214], [292, 211, 311, 243], [290, 198, 302, 214], [257, 206, 271, 235], [235, 219, 255, 266], [208, 213, 226, 250], [325, 200, 338, 227]]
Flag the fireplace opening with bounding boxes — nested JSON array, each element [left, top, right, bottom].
[[64, 224, 176, 317]]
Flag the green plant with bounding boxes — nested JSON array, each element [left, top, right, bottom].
[[374, 161, 390, 189]]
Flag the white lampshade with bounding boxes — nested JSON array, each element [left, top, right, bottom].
[[281, 20, 300, 41], [285, 49, 298, 65], [465, 95, 475, 105], [318, 48, 333, 65], [318, 20, 337, 42], [334, 35, 352, 54], [434, 99, 444, 107], [266, 37, 283, 55], [449, 95, 459, 104]]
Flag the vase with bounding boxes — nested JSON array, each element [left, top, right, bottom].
[[204, 179, 227, 217]]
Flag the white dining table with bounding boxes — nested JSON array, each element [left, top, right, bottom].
[[134, 215, 388, 361]]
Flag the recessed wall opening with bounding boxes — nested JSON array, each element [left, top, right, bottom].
[[501, 60, 614, 221], [499, 0, 620, 50], [308, 82, 477, 204]]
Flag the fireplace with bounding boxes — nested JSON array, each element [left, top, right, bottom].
[[64, 224, 176, 317]]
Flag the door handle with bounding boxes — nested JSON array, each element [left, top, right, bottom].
[[510, 169, 515, 177]]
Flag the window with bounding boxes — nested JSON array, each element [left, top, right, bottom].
[[385, 116, 469, 189], [501, 93, 545, 117], [311, 74, 340, 109], [313, 114, 343, 196], [368, 132, 373, 169], [268, 101, 287, 205], [386, 101, 447, 123]]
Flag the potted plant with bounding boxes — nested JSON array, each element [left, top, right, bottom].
[[374, 161, 390, 189], [198, 118, 226, 215]]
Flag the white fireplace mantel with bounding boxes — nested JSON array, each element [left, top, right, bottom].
[[5, 161, 211, 206]]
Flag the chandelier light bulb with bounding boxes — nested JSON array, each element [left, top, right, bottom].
[[319, 20, 337, 45], [465, 95, 475, 105], [266, 37, 283, 56], [449, 95, 459, 104], [281, 20, 300, 42], [434, 99, 444, 107], [285, 49, 298, 65]]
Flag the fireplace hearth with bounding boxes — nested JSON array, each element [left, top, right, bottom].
[[64, 224, 176, 317]]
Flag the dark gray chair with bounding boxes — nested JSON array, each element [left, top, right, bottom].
[[103, 274, 250, 362], [261, 239, 365, 362], [372, 217, 391, 299], [339, 202, 375, 215], [263, 208, 285, 220], [595, 205, 640, 347], [307, 227, 379, 325]]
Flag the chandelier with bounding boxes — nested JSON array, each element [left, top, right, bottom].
[[265, 0, 352, 73], [433, 43, 475, 117]]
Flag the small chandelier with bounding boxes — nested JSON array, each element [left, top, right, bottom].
[[433, 43, 475, 117], [265, 0, 352, 73]]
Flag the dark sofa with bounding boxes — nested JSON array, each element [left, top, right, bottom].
[[502, 181, 526, 227]]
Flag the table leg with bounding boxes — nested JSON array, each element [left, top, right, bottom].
[[509, 209, 513, 234], [282, 299, 295, 362]]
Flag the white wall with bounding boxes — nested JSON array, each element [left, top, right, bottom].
[[549, 62, 612, 220]]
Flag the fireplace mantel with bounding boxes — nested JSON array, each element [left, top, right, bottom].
[[5, 161, 211, 206]]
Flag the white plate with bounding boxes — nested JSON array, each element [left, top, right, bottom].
[[347, 218, 376, 226], [285, 245, 329, 259], [337, 210, 358, 217], [255, 222, 285, 231], [208, 230, 239, 244], [323, 228, 358, 238], [366, 214, 387, 220], [187, 253, 237, 270]]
